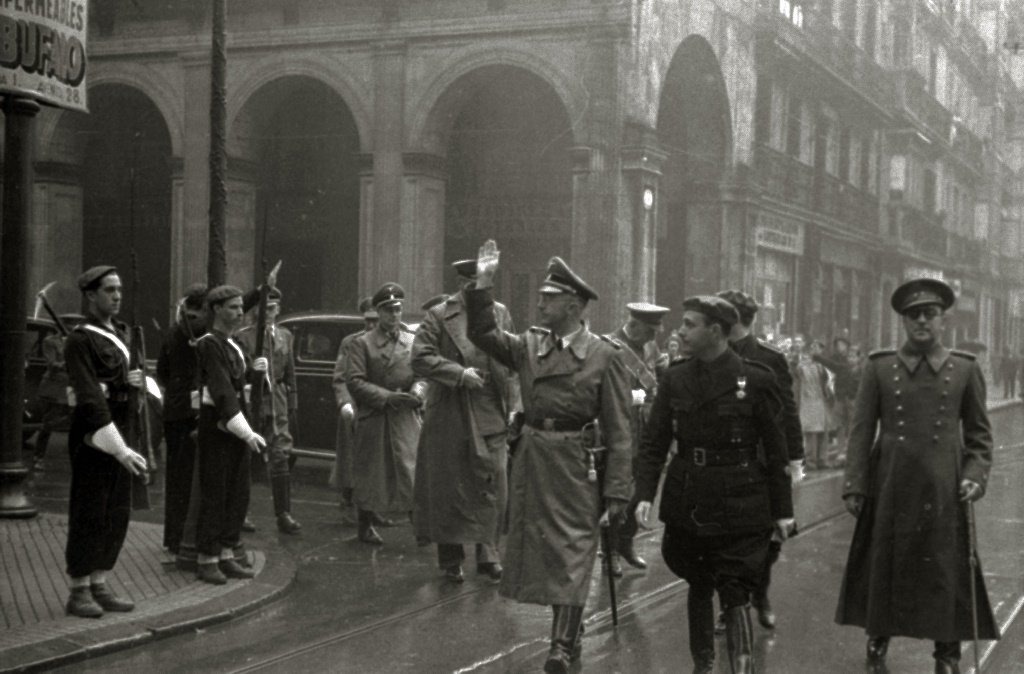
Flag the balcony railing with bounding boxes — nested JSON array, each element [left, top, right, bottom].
[[753, 143, 815, 210], [887, 202, 948, 259], [816, 173, 881, 233], [892, 69, 953, 141]]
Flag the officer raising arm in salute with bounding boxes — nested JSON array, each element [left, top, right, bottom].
[[635, 297, 793, 674]]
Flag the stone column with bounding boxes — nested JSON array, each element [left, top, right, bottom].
[[619, 125, 667, 305], [399, 153, 447, 309]]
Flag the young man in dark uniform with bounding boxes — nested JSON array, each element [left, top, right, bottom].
[[636, 296, 794, 674], [156, 283, 207, 554], [717, 289, 805, 630], [194, 285, 267, 584], [63, 265, 149, 618]]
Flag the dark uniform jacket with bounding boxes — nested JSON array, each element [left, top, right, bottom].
[[65, 317, 132, 447], [636, 348, 793, 536], [157, 322, 201, 423], [731, 334, 803, 461], [196, 330, 249, 425], [835, 343, 997, 641]]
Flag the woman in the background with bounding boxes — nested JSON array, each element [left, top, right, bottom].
[[794, 339, 831, 469], [665, 331, 682, 362]]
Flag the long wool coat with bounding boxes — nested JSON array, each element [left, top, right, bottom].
[[345, 326, 422, 513], [465, 288, 632, 607], [412, 292, 519, 546], [835, 342, 999, 641]]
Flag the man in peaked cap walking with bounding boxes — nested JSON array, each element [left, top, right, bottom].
[[835, 277, 999, 673], [465, 240, 632, 673]]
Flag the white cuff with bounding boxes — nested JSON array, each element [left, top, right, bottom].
[[86, 422, 129, 458], [225, 412, 256, 442]]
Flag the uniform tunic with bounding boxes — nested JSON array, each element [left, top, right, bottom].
[[731, 334, 804, 460], [64, 317, 134, 578], [835, 343, 998, 641], [195, 330, 252, 556], [345, 326, 422, 513], [465, 287, 632, 606], [236, 324, 298, 477], [156, 321, 202, 552], [636, 349, 792, 605], [412, 291, 518, 549]]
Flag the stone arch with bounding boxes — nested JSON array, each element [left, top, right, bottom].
[[227, 54, 372, 156], [409, 47, 584, 155]]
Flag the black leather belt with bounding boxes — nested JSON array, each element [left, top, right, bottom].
[[525, 417, 591, 432], [681, 445, 756, 467]]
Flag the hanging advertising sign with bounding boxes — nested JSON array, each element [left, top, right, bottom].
[[0, 0, 89, 112]]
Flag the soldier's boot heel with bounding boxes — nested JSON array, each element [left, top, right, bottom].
[[866, 636, 890, 673], [688, 592, 716, 674], [724, 605, 754, 674], [933, 641, 960, 674], [544, 604, 583, 673], [272, 476, 302, 534]]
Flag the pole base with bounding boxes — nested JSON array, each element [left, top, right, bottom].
[[0, 466, 38, 518]]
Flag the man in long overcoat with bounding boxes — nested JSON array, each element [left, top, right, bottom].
[[413, 260, 519, 583], [836, 278, 999, 673], [345, 283, 425, 544], [465, 241, 632, 674]]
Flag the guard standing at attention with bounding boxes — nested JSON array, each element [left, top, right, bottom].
[[63, 265, 148, 618], [466, 240, 632, 674], [635, 296, 794, 674]]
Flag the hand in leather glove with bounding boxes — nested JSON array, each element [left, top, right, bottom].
[[600, 499, 628, 527], [387, 392, 421, 409], [844, 494, 865, 518], [959, 479, 982, 502]]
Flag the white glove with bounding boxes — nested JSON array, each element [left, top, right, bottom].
[[789, 460, 805, 484], [253, 357, 269, 372], [631, 389, 646, 406], [225, 412, 267, 454], [87, 422, 147, 475], [340, 402, 354, 422], [127, 368, 144, 388], [774, 518, 796, 541]]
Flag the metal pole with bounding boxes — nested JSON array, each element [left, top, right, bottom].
[[0, 96, 41, 518]]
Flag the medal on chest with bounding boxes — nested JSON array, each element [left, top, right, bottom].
[[736, 376, 747, 400]]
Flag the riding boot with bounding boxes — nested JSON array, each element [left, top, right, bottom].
[[688, 592, 716, 674], [933, 641, 961, 674], [866, 636, 889, 673], [723, 605, 754, 674], [271, 475, 301, 534], [544, 604, 584, 674], [753, 540, 780, 629]]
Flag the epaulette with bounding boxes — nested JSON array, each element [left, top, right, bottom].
[[528, 326, 551, 336], [742, 359, 774, 375], [755, 339, 785, 356], [950, 349, 976, 361], [868, 349, 896, 360], [598, 334, 622, 350]]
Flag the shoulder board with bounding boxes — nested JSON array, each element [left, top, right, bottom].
[[868, 349, 896, 360], [528, 326, 551, 336], [950, 349, 976, 361], [755, 339, 785, 355], [598, 334, 622, 349], [742, 359, 774, 375]]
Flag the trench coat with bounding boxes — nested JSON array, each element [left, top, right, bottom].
[[330, 329, 365, 492], [465, 287, 632, 606], [345, 326, 423, 513], [412, 292, 519, 545], [835, 343, 999, 641]]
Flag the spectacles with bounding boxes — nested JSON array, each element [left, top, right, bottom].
[[903, 306, 942, 320]]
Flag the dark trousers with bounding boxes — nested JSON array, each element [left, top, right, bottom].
[[437, 542, 499, 569], [196, 410, 251, 556], [65, 444, 132, 578], [662, 525, 771, 609], [163, 418, 197, 552]]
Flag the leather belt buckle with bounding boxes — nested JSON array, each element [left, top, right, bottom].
[[693, 447, 707, 467], [542, 418, 555, 431]]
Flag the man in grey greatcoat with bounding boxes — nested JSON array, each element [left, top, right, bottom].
[[412, 259, 519, 583], [835, 277, 999, 673]]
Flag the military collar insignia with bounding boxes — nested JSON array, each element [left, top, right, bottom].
[[898, 342, 950, 373]]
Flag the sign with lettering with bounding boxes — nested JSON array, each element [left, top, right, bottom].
[[0, 0, 88, 112], [755, 213, 804, 255]]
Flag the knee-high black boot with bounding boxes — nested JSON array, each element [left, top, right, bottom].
[[688, 592, 716, 674], [752, 539, 781, 629], [724, 605, 754, 674], [933, 641, 961, 674], [544, 604, 584, 673], [271, 475, 302, 534]]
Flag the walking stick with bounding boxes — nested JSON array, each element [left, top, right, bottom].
[[584, 421, 619, 627], [601, 522, 619, 626], [966, 500, 981, 672]]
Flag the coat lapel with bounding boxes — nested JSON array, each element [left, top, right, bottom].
[[442, 295, 474, 364]]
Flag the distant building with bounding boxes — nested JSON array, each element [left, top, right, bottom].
[[10, 0, 1024, 350]]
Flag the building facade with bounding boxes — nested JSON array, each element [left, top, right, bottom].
[[9, 0, 1024, 352]]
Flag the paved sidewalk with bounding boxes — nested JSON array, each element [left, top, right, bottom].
[[0, 513, 295, 673]]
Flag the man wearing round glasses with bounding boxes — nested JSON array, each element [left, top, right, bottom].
[[835, 277, 999, 673]]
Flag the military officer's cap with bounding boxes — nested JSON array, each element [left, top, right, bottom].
[[206, 284, 244, 306], [372, 282, 405, 309], [681, 295, 740, 329], [716, 289, 759, 323], [421, 294, 449, 312], [78, 265, 118, 292], [358, 296, 378, 319], [451, 259, 478, 279], [538, 256, 599, 302], [890, 277, 955, 313], [627, 302, 670, 326]]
